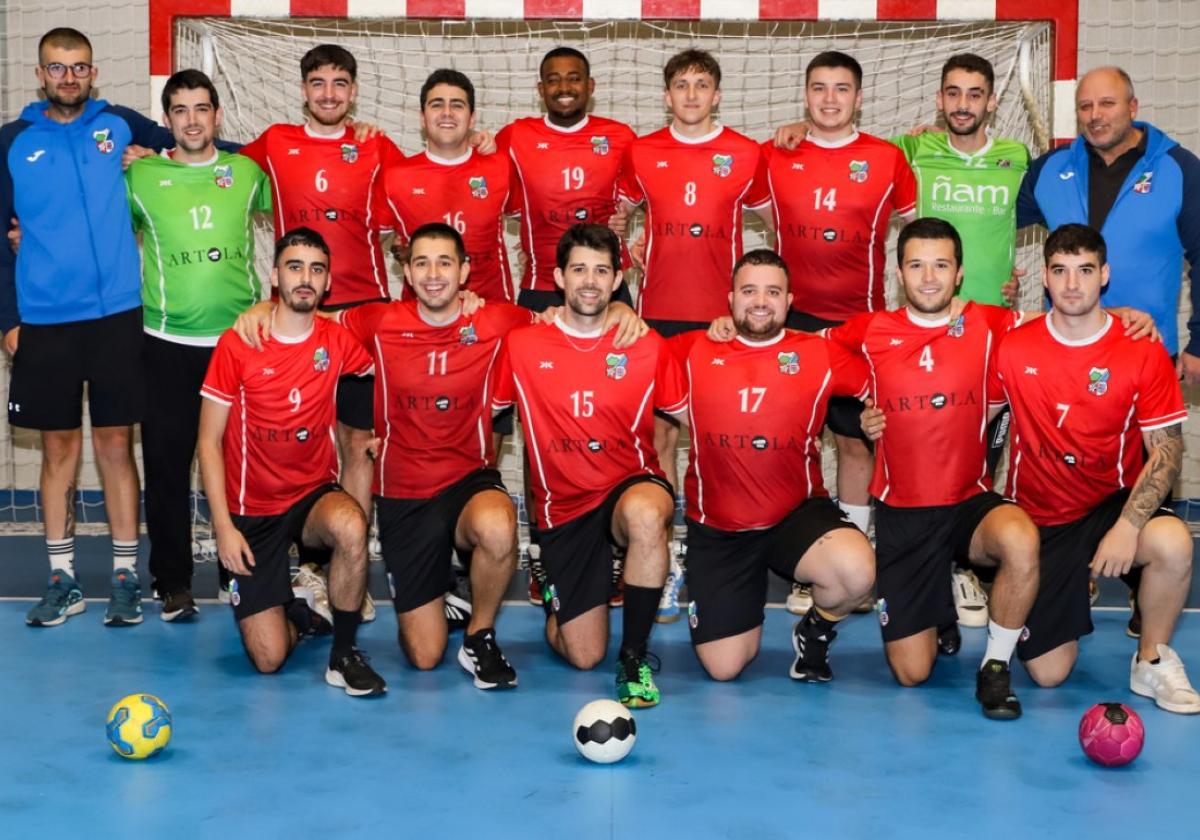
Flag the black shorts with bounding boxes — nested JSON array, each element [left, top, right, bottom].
[[336, 374, 374, 431], [517, 283, 633, 313], [8, 307, 145, 430], [685, 496, 856, 644], [493, 406, 515, 437], [874, 491, 1011, 642], [645, 318, 710, 339], [1020, 489, 1173, 661], [786, 309, 866, 442], [228, 483, 341, 621], [540, 473, 673, 624], [376, 468, 509, 613]]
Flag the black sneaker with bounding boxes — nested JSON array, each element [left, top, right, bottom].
[[937, 622, 962, 656], [286, 596, 331, 639], [789, 609, 836, 682], [160, 589, 199, 622], [1126, 592, 1142, 639], [976, 659, 1022, 720], [444, 572, 473, 632], [326, 649, 387, 697], [458, 628, 518, 690]]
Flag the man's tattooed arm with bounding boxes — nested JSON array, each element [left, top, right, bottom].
[[1121, 424, 1183, 529]]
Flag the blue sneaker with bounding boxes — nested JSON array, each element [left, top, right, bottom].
[[105, 570, 144, 626], [655, 554, 685, 624], [26, 571, 85, 626]]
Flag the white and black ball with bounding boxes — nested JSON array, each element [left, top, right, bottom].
[[572, 699, 637, 764]]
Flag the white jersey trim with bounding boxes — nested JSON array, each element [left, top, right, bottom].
[[669, 123, 724, 145], [1045, 311, 1113, 347]]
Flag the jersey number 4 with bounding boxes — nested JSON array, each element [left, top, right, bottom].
[[918, 346, 934, 372]]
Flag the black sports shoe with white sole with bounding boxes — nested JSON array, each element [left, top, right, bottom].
[[976, 659, 1022, 720], [326, 649, 387, 697], [790, 609, 837, 682], [458, 628, 518, 690]]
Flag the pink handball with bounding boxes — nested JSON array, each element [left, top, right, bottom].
[[1079, 702, 1145, 767]]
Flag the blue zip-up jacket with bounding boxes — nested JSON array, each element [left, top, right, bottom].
[[1016, 121, 1200, 355], [0, 98, 181, 333]]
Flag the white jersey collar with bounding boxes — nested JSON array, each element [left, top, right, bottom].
[[805, 129, 860, 149], [544, 115, 589, 134], [1046, 311, 1113, 347], [424, 148, 473, 166], [669, 123, 724, 145]]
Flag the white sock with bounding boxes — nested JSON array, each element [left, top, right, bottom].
[[982, 620, 1023, 667], [838, 501, 871, 533], [47, 538, 75, 577], [113, 539, 139, 573]]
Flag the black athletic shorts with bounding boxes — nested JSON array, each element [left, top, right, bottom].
[[517, 283, 633, 313], [786, 309, 867, 443], [685, 496, 857, 645], [874, 491, 1011, 642], [1019, 489, 1174, 661], [376, 468, 509, 613], [8, 307, 145, 430], [540, 473, 673, 624], [228, 483, 341, 621], [336, 374, 374, 431]]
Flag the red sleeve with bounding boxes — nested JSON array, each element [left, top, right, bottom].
[[377, 135, 404, 167], [616, 142, 643, 206], [892, 151, 918, 216], [824, 312, 872, 351], [1135, 347, 1188, 431], [239, 131, 268, 170], [827, 341, 869, 400], [987, 339, 1008, 406], [200, 333, 243, 405], [744, 141, 772, 209], [667, 329, 703, 364], [495, 123, 512, 153], [503, 144, 521, 217], [483, 303, 537, 338], [338, 302, 388, 347], [340, 328, 374, 377], [653, 338, 689, 415], [492, 340, 516, 410]]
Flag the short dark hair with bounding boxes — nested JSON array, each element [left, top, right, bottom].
[[161, 69, 219, 114], [540, 47, 590, 79], [897, 217, 963, 267], [556, 224, 621, 273], [732, 249, 790, 286], [409, 222, 467, 263], [941, 53, 995, 93], [421, 69, 475, 113], [1044, 223, 1107, 266], [300, 44, 357, 81], [39, 28, 92, 60], [806, 51, 863, 89], [275, 227, 330, 264], [663, 49, 721, 88]]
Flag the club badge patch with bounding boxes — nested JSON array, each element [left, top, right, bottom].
[[712, 153, 733, 177], [459, 323, 478, 346], [877, 597, 889, 627], [947, 315, 965, 337], [591, 136, 610, 156], [1133, 172, 1153, 194], [688, 600, 699, 630], [778, 351, 799, 375], [606, 352, 628, 380], [341, 143, 358, 164], [313, 347, 330, 372], [469, 176, 489, 199], [849, 160, 869, 183], [92, 128, 114, 154], [1087, 367, 1110, 396], [213, 164, 234, 189]]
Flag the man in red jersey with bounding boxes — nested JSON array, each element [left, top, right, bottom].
[[197, 228, 385, 697], [990, 224, 1199, 714], [674, 249, 875, 684], [493, 224, 687, 708]]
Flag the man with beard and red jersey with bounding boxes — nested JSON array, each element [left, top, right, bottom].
[[493, 224, 687, 708], [197, 228, 385, 697], [672, 249, 875, 684], [989, 224, 1199, 715]]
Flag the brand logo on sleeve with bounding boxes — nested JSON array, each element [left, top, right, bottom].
[[1133, 172, 1153, 194], [92, 129, 114, 154], [849, 160, 869, 183], [25, 149, 45, 163], [213, 164, 234, 189], [591, 136, 610, 156], [605, 352, 628, 380], [313, 347, 330, 372], [777, 351, 799, 375], [711, 153, 733, 177], [469, 176, 489, 199], [1087, 367, 1110, 396], [340, 143, 358, 163]]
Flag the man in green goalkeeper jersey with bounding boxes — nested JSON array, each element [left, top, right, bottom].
[[126, 69, 271, 620]]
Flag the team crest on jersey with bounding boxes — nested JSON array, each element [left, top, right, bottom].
[[459, 323, 478, 346], [1087, 367, 1110, 396], [1133, 172, 1153, 194], [947, 315, 965, 337], [777, 351, 799, 375], [92, 128, 114, 154], [687, 600, 699, 630], [606, 352, 628, 380], [313, 346, 330, 372], [849, 160, 869, 183], [591, 136, 610, 156], [711, 154, 733, 177], [469, 176, 489, 199], [340, 143, 358, 164], [997, 158, 1012, 168], [213, 164, 234, 189]]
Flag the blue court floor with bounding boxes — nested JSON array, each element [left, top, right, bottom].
[[1, 595, 1196, 839]]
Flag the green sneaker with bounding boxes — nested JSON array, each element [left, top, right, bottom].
[[104, 569, 144, 626], [616, 647, 660, 708], [26, 571, 86, 627]]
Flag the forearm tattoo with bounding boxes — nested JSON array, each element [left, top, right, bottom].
[[1121, 424, 1183, 530]]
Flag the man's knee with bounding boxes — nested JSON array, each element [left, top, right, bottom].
[[245, 642, 289, 674], [890, 658, 934, 688], [1141, 518, 1194, 578]]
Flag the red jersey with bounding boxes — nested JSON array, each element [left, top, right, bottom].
[[617, 125, 761, 322], [200, 319, 372, 516], [493, 321, 688, 527], [499, 116, 636, 292], [677, 330, 869, 531], [827, 303, 1021, 508], [380, 149, 515, 303], [339, 300, 533, 499], [747, 132, 916, 321], [991, 315, 1187, 526], [239, 125, 400, 307]]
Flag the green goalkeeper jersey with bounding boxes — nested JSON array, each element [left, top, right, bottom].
[[891, 132, 1029, 306], [127, 150, 272, 344]]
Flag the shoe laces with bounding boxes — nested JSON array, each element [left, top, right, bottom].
[[469, 631, 510, 669], [620, 649, 661, 683]]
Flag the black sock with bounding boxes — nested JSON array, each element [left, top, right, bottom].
[[621, 583, 660, 657], [331, 608, 361, 660], [804, 606, 838, 637], [284, 597, 313, 635]]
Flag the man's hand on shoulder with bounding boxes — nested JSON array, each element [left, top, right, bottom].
[[122, 144, 155, 171]]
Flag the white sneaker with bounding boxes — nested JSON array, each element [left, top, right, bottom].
[[655, 553, 685, 623], [1130, 644, 1200, 714], [951, 568, 988, 627], [786, 583, 813, 616], [290, 562, 333, 625]]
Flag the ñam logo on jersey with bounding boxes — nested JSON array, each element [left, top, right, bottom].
[[711, 154, 733, 177], [1133, 172, 1153, 194], [848, 160, 869, 183], [341, 143, 358, 164], [947, 315, 965, 337], [1088, 367, 1110, 396], [591, 136, 610, 156], [213, 164, 234, 189], [92, 129, 114, 154], [459, 323, 478, 346], [606, 352, 628, 380], [777, 351, 799, 375], [313, 347, 330, 372], [469, 176, 489, 199]]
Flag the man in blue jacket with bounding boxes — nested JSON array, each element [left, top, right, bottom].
[[0, 28, 184, 627]]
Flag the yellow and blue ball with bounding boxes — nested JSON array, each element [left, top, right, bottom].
[[106, 693, 172, 759]]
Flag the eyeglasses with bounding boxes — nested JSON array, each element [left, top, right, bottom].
[[42, 62, 93, 80]]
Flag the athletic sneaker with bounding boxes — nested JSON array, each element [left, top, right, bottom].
[[785, 583, 813, 616], [104, 570, 144, 626], [26, 571, 85, 627], [952, 568, 989, 627], [527, 547, 547, 607], [1130, 645, 1200, 714], [789, 609, 836, 682], [326, 649, 387, 697], [290, 562, 333, 625], [937, 622, 962, 656], [160, 589, 198, 622], [975, 659, 1022, 720], [444, 592, 472, 633], [1088, 578, 1100, 606], [616, 647, 660, 708], [656, 554, 685, 623], [458, 628, 518, 690], [1126, 591, 1142, 639], [217, 563, 232, 603], [609, 547, 626, 608]]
